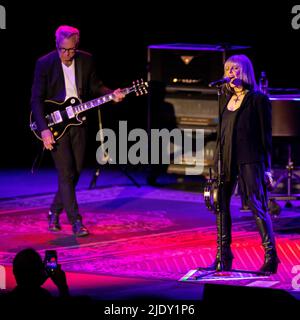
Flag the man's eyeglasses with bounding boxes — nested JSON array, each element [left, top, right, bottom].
[[58, 47, 77, 54]]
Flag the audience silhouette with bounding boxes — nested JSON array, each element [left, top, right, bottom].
[[9, 248, 69, 303], [0, 247, 91, 317]]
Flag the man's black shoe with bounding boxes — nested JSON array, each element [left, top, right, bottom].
[[72, 220, 89, 237], [48, 211, 61, 231]]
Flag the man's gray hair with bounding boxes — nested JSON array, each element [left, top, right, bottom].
[[55, 25, 80, 47]]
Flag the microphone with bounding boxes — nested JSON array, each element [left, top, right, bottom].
[[208, 77, 232, 87]]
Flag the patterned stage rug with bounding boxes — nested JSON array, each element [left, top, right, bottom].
[[0, 186, 300, 292]]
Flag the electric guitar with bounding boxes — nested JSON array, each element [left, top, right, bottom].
[[30, 79, 148, 141]]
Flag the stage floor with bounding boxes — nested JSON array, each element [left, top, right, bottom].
[[1, 167, 300, 302]]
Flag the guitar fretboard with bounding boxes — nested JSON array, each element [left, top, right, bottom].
[[73, 87, 131, 115]]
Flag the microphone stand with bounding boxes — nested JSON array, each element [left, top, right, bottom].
[[196, 84, 225, 276], [215, 85, 225, 272]]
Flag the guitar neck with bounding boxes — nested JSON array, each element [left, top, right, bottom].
[[74, 87, 132, 115]]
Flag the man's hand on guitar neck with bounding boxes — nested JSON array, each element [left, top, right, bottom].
[[41, 129, 55, 150], [112, 88, 125, 102]]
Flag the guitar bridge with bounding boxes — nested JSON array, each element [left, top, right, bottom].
[[51, 111, 63, 124]]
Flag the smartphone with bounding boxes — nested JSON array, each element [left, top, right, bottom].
[[44, 250, 58, 273]]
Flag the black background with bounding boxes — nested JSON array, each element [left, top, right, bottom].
[[1, 1, 299, 168]]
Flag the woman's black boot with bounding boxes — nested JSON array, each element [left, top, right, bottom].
[[208, 210, 233, 271], [255, 215, 279, 274], [207, 246, 233, 271], [259, 253, 280, 274]]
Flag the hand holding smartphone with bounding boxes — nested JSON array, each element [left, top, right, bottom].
[[44, 250, 58, 274]]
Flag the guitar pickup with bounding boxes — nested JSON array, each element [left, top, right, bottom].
[[66, 106, 75, 119], [51, 111, 63, 124]]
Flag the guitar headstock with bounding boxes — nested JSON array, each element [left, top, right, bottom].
[[132, 79, 149, 96]]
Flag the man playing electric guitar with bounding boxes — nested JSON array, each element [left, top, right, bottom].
[[31, 25, 125, 236]]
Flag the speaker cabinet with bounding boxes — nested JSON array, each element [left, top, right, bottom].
[[165, 88, 218, 173], [147, 43, 252, 89], [147, 81, 218, 175]]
